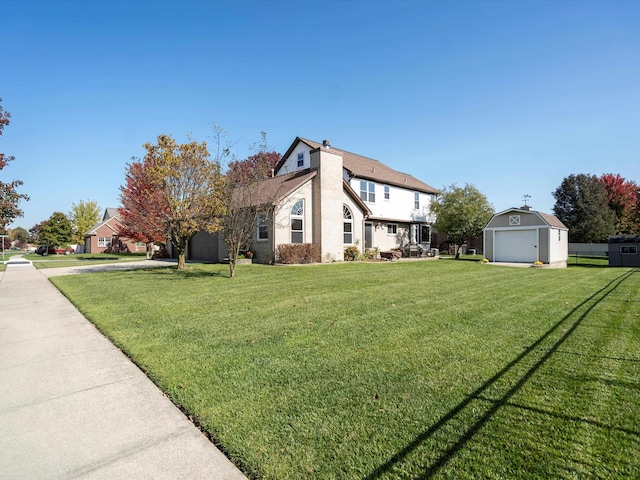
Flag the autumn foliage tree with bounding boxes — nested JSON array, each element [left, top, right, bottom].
[[219, 131, 281, 278], [120, 134, 224, 270], [0, 98, 29, 232], [600, 173, 639, 234], [118, 159, 169, 253]]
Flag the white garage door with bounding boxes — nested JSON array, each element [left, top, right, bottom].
[[495, 229, 538, 263]]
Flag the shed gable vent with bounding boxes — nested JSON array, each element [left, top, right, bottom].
[[509, 215, 521, 225]]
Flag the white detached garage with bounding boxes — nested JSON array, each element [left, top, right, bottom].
[[483, 207, 568, 267]]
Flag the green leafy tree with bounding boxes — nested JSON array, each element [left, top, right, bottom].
[[552, 174, 615, 242], [431, 183, 494, 259], [1, 97, 29, 232], [36, 212, 73, 248], [68, 199, 101, 243], [10, 226, 29, 249], [140, 134, 225, 270]]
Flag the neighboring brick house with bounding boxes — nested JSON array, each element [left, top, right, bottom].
[[185, 137, 439, 263], [84, 208, 146, 254]]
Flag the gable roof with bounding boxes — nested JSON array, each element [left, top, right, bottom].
[[277, 137, 439, 194], [490, 207, 567, 229], [85, 208, 122, 236], [103, 208, 120, 221]]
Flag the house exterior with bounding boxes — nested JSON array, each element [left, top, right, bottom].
[[608, 235, 640, 267], [186, 137, 439, 263], [483, 207, 568, 267], [84, 208, 146, 254]]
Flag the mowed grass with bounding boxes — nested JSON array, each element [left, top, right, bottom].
[[51, 260, 640, 479]]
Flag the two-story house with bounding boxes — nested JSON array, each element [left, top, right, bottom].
[[185, 137, 438, 263]]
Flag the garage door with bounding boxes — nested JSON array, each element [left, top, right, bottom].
[[495, 229, 537, 263]]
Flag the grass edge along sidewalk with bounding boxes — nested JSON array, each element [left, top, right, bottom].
[[51, 261, 640, 479]]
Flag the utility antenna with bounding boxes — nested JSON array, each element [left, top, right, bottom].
[[522, 194, 531, 207]]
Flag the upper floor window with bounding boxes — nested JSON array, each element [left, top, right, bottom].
[[384, 185, 390, 200], [257, 213, 268, 241], [414, 192, 420, 210], [297, 152, 304, 168], [291, 199, 304, 244], [343, 205, 353, 244], [360, 180, 375, 203]]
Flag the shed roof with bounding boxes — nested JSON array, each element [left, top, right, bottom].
[[608, 235, 640, 243], [488, 208, 567, 229]]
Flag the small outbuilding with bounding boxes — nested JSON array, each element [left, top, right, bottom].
[[483, 207, 568, 267], [608, 235, 640, 267]]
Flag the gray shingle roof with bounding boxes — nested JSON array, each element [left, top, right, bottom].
[[279, 137, 439, 194]]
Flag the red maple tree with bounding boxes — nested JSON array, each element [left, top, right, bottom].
[[117, 159, 169, 245], [600, 173, 639, 234]]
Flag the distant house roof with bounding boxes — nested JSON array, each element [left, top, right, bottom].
[[277, 137, 439, 194], [103, 208, 120, 221], [85, 208, 121, 236]]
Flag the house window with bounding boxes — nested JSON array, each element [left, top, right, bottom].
[[343, 205, 353, 244], [360, 180, 375, 203], [414, 192, 420, 210], [98, 237, 112, 247], [621, 245, 638, 254], [297, 152, 304, 168], [384, 185, 390, 200], [557, 230, 561, 242], [257, 214, 268, 241], [135, 242, 146, 248], [387, 224, 398, 235], [291, 199, 304, 244], [509, 215, 520, 226]]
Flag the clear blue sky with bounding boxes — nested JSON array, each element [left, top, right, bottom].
[[2, 0, 639, 231]]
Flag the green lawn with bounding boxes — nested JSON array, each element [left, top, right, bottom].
[[51, 260, 640, 479]]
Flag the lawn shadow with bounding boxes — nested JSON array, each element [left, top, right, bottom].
[[141, 266, 227, 279], [365, 267, 639, 479]]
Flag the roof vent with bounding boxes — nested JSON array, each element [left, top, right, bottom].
[[322, 139, 331, 148]]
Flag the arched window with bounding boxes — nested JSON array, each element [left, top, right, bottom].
[[343, 205, 353, 244], [291, 199, 304, 243]]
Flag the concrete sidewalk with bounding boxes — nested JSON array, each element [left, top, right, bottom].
[[0, 260, 247, 479]]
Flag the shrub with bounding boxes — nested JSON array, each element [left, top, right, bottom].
[[276, 243, 321, 264], [363, 247, 379, 261], [344, 246, 360, 261]]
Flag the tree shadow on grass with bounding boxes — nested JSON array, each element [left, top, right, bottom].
[[365, 267, 639, 479], [140, 267, 227, 279]]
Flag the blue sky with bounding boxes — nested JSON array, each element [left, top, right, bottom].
[[2, 0, 639, 230]]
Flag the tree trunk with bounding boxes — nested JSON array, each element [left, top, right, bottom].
[[455, 244, 462, 259], [229, 259, 236, 278], [172, 236, 187, 270], [178, 252, 186, 270]]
